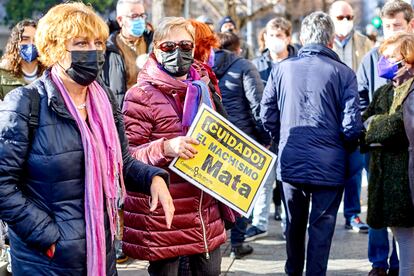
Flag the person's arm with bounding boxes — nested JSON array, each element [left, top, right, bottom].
[[357, 51, 374, 112], [243, 60, 271, 145], [340, 72, 363, 148], [122, 87, 173, 168], [260, 67, 281, 144], [109, 86, 174, 228], [0, 88, 60, 252]]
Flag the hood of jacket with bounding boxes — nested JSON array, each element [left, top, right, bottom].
[[212, 49, 241, 79]]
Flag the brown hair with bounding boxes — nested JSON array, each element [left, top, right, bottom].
[[257, 27, 266, 53], [379, 33, 414, 64], [265, 17, 292, 37], [381, 0, 414, 22], [0, 19, 37, 77], [216, 32, 240, 52]]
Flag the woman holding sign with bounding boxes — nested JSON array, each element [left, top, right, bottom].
[[122, 17, 231, 275]]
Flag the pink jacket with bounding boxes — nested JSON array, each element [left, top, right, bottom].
[[122, 55, 227, 261]]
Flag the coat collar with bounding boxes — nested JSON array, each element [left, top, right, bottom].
[[299, 43, 343, 64]]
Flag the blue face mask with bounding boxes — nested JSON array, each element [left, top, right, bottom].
[[20, 44, 38, 62], [377, 56, 403, 80], [128, 18, 146, 37]]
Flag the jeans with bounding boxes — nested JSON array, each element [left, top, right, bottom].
[[148, 246, 221, 276], [390, 227, 414, 276], [283, 182, 344, 276], [230, 216, 249, 247], [343, 149, 363, 221], [251, 164, 276, 231], [369, 228, 399, 270]]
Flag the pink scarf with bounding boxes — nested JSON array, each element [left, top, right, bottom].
[[51, 66, 125, 275]]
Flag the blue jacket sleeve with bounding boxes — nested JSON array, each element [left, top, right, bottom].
[[242, 60, 271, 145], [260, 68, 281, 144], [356, 52, 372, 112], [0, 89, 60, 251], [341, 72, 363, 142]]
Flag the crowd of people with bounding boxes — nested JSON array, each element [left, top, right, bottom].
[[0, 0, 413, 275]]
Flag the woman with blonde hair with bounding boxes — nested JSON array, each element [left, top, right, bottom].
[[122, 17, 227, 275], [364, 32, 414, 275], [0, 2, 174, 275], [0, 19, 43, 100]]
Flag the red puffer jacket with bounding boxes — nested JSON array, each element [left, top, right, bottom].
[[122, 55, 227, 261]]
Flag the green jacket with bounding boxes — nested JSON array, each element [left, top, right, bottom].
[[0, 69, 25, 100], [363, 81, 414, 228]]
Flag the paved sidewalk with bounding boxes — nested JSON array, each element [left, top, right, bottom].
[[118, 177, 381, 275]]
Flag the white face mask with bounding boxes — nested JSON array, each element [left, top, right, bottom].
[[266, 37, 286, 54], [334, 20, 354, 37]]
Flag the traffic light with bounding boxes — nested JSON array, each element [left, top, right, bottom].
[[371, 16, 382, 29]]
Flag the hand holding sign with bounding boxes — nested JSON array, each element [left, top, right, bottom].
[[164, 136, 200, 159]]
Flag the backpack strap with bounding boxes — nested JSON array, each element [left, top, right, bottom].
[[27, 88, 40, 140]]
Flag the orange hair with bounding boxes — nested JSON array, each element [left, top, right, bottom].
[[189, 19, 219, 63], [379, 33, 414, 64]]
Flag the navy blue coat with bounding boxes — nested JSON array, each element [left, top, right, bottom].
[[261, 44, 363, 186], [0, 70, 168, 275], [213, 49, 270, 145]]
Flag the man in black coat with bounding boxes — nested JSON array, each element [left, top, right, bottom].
[[101, 0, 153, 108], [213, 31, 270, 259]]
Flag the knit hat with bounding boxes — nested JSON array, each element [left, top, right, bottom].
[[217, 16, 236, 32]]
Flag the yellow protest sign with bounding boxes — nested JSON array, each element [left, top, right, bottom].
[[169, 104, 276, 217]]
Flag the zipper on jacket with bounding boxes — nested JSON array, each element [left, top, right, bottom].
[[199, 191, 210, 259]]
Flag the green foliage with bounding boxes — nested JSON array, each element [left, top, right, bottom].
[[5, 0, 115, 25]]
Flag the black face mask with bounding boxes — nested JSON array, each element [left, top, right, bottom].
[[66, 50, 105, 86], [159, 48, 194, 77]]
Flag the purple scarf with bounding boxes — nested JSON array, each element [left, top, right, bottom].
[[182, 67, 214, 132], [51, 66, 125, 275]]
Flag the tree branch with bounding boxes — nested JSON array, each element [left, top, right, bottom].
[[202, 0, 224, 18], [239, 3, 278, 28]]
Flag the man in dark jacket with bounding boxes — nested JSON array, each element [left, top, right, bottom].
[[246, 16, 298, 241], [101, 0, 153, 108], [213, 31, 270, 259], [261, 12, 362, 275], [357, 1, 414, 275]]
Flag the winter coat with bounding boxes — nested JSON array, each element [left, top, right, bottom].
[[122, 55, 226, 261], [0, 69, 168, 275], [251, 45, 298, 87], [213, 49, 270, 145], [261, 44, 363, 186], [403, 84, 414, 207], [363, 81, 414, 228], [0, 69, 25, 100], [332, 31, 374, 72], [356, 47, 388, 111], [101, 31, 153, 108]]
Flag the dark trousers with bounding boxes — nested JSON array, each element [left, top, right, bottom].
[[148, 247, 221, 276], [282, 182, 344, 276], [230, 216, 249, 247]]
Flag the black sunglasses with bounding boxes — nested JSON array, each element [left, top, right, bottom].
[[157, 40, 194, 53], [336, 15, 354, 21]]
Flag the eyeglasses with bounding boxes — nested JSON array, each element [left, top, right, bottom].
[[336, 15, 354, 21], [125, 13, 147, 20], [157, 40, 194, 52]]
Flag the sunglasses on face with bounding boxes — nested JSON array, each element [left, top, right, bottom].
[[125, 13, 147, 20], [336, 15, 354, 21], [157, 40, 194, 53]]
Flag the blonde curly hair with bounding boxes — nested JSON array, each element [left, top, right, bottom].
[[35, 2, 109, 67]]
